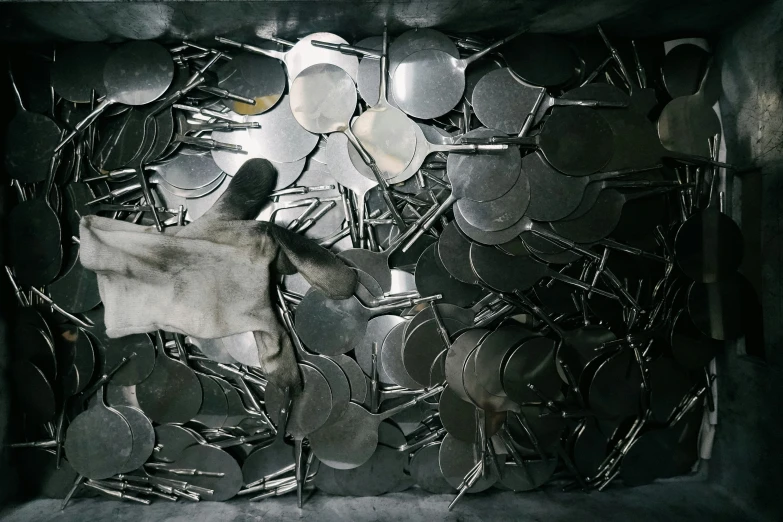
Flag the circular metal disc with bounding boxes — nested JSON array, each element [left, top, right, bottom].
[[136, 353, 203, 424], [65, 404, 133, 480], [670, 308, 723, 369], [106, 383, 140, 409], [290, 64, 357, 134], [242, 438, 293, 485], [383, 121, 435, 184], [507, 405, 566, 452], [454, 203, 527, 246], [549, 188, 624, 244], [466, 59, 504, 107], [438, 434, 501, 492], [445, 329, 491, 402], [265, 364, 333, 437], [175, 444, 243, 501], [324, 131, 376, 194], [153, 424, 201, 462], [48, 254, 100, 314], [294, 289, 369, 356], [501, 337, 561, 404], [389, 28, 459, 79], [82, 308, 157, 386], [339, 249, 392, 293], [415, 244, 482, 308], [15, 322, 57, 381], [309, 401, 381, 470], [352, 105, 418, 177], [113, 405, 155, 473], [156, 152, 223, 190], [356, 37, 384, 105], [285, 33, 359, 84], [404, 304, 474, 342], [216, 52, 286, 115], [448, 127, 522, 202], [12, 360, 56, 424], [51, 43, 112, 103], [332, 354, 369, 404], [463, 347, 515, 412], [472, 67, 542, 134], [662, 44, 711, 99], [402, 317, 467, 387], [687, 275, 746, 341], [355, 315, 406, 384], [657, 95, 721, 157], [9, 199, 62, 286], [475, 325, 536, 396], [410, 442, 455, 493], [455, 172, 531, 232], [538, 107, 614, 177], [5, 112, 62, 183], [437, 222, 479, 285], [393, 49, 465, 119], [381, 322, 423, 390], [675, 209, 743, 283], [193, 373, 229, 429], [300, 355, 350, 429], [439, 385, 503, 443], [469, 242, 545, 293], [210, 128, 307, 189], [334, 445, 406, 496], [522, 151, 592, 222], [103, 41, 174, 106], [242, 95, 319, 163], [502, 34, 579, 87], [584, 350, 642, 419]]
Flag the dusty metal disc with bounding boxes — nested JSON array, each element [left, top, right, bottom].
[[153, 424, 202, 462], [174, 444, 243, 501], [113, 405, 155, 473], [103, 41, 174, 106], [438, 434, 501, 492], [65, 400, 133, 480]]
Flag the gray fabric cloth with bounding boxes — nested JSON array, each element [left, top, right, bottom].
[[80, 158, 356, 390]]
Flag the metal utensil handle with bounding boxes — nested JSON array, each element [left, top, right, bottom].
[[430, 143, 508, 153], [55, 98, 114, 152], [79, 354, 136, 399], [214, 36, 286, 61], [377, 385, 444, 421], [198, 84, 256, 105], [310, 40, 381, 58], [401, 193, 457, 252], [464, 28, 527, 66], [553, 98, 628, 109]]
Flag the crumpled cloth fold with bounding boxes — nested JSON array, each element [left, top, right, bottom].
[[80, 158, 356, 389]]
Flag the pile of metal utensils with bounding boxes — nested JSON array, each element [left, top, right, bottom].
[[5, 24, 753, 510]]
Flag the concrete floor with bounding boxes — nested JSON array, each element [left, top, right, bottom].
[[0, 482, 758, 522]]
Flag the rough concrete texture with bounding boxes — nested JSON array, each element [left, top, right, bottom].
[[0, 482, 758, 522], [712, 1, 783, 520]]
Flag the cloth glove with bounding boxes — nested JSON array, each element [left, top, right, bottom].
[[80, 158, 357, 390]]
